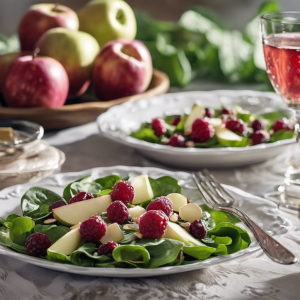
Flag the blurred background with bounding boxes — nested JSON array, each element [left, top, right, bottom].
[[0, 0, 299, 35]]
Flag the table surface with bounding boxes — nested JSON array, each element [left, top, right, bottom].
[[1, 111, 300, 300]]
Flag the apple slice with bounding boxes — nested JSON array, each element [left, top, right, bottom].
[[162, 222, 202, 246], [184, 104, 205, 131], [47, 227, 81, 255], [128, 206, 146, 219], [179, 203, 202, 223], [53, 195, 112, 226], [166, 193, 187, 211], [130, 175, 154, 204], [208, 118, 222, 129], [215, 127, 248, 147], [100, 223, 124, 244]]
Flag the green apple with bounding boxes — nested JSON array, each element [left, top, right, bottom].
[[130, 175, 154, 204], [184, 104, 205, 131], [36, 28, 100, 97], [215, 126, 249, 147], [128, 206, 146, 219], [166, 193, 187, 211], [53, 195, 112, 226], [179, 203, 202, 223], [100, 223, 124, 244], [48, 227, 82, 255], [162, 222, 203, 247], [78, 0, 137, 46]]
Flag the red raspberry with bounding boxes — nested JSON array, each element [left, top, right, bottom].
[[168, 133, 186, 147], [106, 201, 129, 224], [219, 108, 233, 115], [69, 192, 94, 204], [225, 119, 247, 136], [48, 200, 67, 212], [189, 220, 207, 239], [139, 210, 168, 239], [151, 118, 166, 137], [252, 120, 264, 132], [171, 116, 181, 126], [98, 241, 118, 255], [79, 215, 107, 243], [25, 233, 51, 257], [272, 119, 293, 132], [111, 181, 135, 205], [146, 196, 173, 217], [205, 108, 215, 118], [191, 118, 215, 143], [251, 130, 270, 145]]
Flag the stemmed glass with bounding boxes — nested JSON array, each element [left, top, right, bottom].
[[261, 12, 300, 184]]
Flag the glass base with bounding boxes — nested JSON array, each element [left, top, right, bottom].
[[285, 165, 300, 185]]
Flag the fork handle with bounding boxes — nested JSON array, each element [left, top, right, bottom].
[[220, 206, 298, 264]]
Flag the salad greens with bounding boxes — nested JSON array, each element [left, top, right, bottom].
[[135, 1, 280, 87], [0, 174, 251, 269]]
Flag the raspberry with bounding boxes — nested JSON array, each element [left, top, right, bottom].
[[146, 196, 173, 217], [48, 200, 67, 212], [111, 181, 135, 205], [98, 241, 118, 255], [168, 133, 186, 147], [69, 192, 94, 204], [191, 118, 215, 143], [171, 116, 181, 126], [252, 120, 264, 132], [139, 210, 168, 239], [106, 201, 129, 224], [219, 108, 233, 115], [189, 220, 207, 239], [205, 108, 215, 118], [152, 118, 166, 137], [79, 215, 107, 243], [225, 119, 247, 136], [25, 233, 51, 257], [272, 118, 293, 132], [251, 130, 270, 145]]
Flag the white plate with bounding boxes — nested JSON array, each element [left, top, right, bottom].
[[97, 90, 295, 168], [0, 166, 291, 277]]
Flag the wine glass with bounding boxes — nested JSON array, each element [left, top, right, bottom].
[[261, 12, 300, 184]]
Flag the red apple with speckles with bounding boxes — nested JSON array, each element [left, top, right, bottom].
[[3, 53, 69, 108], [92, 39, 153, 101], [19, 3, 79, 52]]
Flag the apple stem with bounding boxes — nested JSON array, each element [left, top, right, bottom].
[[53, 3, 59, 12], [32, 48, 40, 60]]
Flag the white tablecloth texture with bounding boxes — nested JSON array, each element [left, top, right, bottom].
[[1, 121, 300, 300]]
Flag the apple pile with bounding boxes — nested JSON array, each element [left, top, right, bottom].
[[0, 0, 153, 108]]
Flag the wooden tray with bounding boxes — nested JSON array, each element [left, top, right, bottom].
[[0, 69, 169, 130]]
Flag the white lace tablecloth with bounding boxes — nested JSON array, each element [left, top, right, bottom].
[[1, 122, 300, 300]]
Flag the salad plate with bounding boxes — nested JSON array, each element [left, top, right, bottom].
[[97, 90, 295, 168], [0, 166, 291, 277]]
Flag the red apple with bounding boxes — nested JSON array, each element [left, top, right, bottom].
[[18, 3, 79, 51], [3, 53, 69, 108], [92, 39, 153, 101], [0, 52, 31, 90]]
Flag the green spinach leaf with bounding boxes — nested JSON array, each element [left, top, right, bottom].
[[9, 217, 35, 246], [149, 176, 181, 198]]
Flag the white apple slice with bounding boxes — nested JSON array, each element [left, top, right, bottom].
[[130, 175, 154, 204], [179, 203, 202, 223], [166, 193, 187, 211], [208, 118, 222, 129], [53, 195, 112, 226], [128, 206, 146, 219], [48, 227, 82, 255], [100, 223, 124, 244], [184, 104, 205, 131], [162, 222, 202, 246]]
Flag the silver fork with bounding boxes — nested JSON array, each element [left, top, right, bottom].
[[192, 170, 298, 265]]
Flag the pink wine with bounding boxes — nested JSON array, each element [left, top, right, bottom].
[[263, 33, 300, 106]]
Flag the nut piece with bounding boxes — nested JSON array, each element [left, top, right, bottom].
[[169, 213, 179, 222], [132, 217, 139, 224], [179, 203, 202, 223], [186, 141, 195, 147], [179, 222, 190, 229], [44, 218, 57, 224], [134, 232, 143, 239], [123, 224, 136, 230]]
